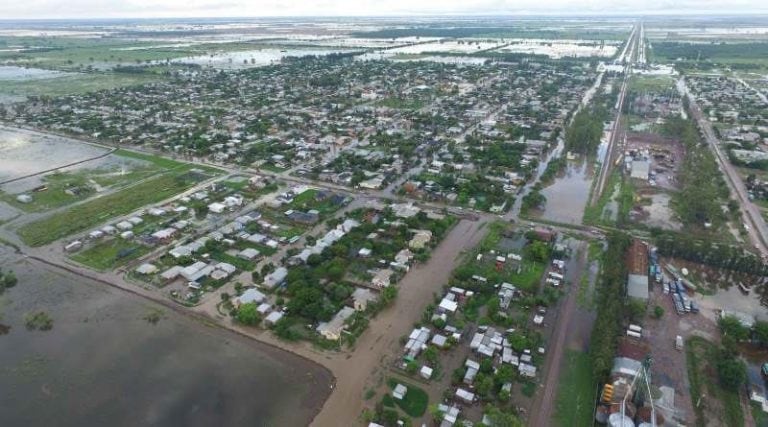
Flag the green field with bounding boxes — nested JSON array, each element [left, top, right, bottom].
[[0, 73, 165, 98], [17, 167, 215, 247], [554, 350, 595, 427], [71, 238, 150, 271], [387, 378, 428, 418]]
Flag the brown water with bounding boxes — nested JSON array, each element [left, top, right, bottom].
[[0, 247, 332, 427], [539, 160, 594, 225]]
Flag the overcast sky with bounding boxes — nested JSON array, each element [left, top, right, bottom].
[[1, 0, 766, 19]]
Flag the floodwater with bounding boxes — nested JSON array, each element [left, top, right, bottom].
[[1, 152, 149, 194], [539, 160, 594, 225], [0, 247, 332, 427], [0, 66, 72, 81], [0, 126, 108, 182], [162, 48, 354, 69]]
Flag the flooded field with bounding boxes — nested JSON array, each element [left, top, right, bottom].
[[0, 127, 108, 182], [0, 247, 332, 426], [0, 66, 73, 81], [539, 160, 594, 225], [163, 47, 355, 69], [1, 152, 149, 194]]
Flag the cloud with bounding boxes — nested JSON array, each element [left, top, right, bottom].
[[0, 0, 766, 19]]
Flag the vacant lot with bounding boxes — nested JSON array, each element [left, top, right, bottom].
[[17, 168, 214, 247], [71, 238, 150, 271]]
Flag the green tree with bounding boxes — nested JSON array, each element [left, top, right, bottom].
[[235, 303, 261, 326], [716, 350, 747, 391], [755, 321, 768, 347], [719, 315, 750, 341]]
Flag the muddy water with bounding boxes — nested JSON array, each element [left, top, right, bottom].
[[0, 126, 108, 182], [0, 247, 332, 427], [539, 160, 594, 225]]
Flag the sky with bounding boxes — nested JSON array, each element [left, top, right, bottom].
[[0, 0, 766, 19]]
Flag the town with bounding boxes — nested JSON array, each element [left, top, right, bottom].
[[1, 13, 768, 427]]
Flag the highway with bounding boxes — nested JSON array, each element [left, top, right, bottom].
[[679, 79, 768, 257]]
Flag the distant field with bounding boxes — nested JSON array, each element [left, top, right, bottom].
[[650, 42, 768, 69], [629, 75, 676, 92], [0, 149, 203, 213], [0, 73, 164, 98], [16, 154, 220, 246]]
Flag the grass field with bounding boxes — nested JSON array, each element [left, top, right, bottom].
[[0, 73, 165, 98], [17, 168, 214, 247], [629, 75, 676, 93], [71, 238, 150, 271], [554, 350, 595, 427]]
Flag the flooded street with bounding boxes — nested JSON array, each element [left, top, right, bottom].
[[539, 160, 594, 225], [0, 246, 332, 427]]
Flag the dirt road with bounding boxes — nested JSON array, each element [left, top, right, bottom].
[[312, 218, 489, 426], [529, 241, 590, 427]]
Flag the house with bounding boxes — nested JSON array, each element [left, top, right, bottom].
[[392, 384, 408, 400], [352, 288, 377, 311], [420, 366, 434, 380], [404, 327, 431, 358], [264, 310, 284, 326], [116, 221, 133, 231], [371, 268, 394, 288], [316, 306, 355, 340], [286, 210, 320, 225], [234, 288, 266, 307], [238, 248, 261, 260], [135, 263, 158, 275], [455, 388, 476, 404], [256, 303, 272, 316], [160, 265, 183, 282], [151, 228, 177, 242], [626, 239, 649, 301], [631, 159, 650, 181], [263, 267, 288, 289], [208, 202, 226, 214], [409, 230, 432, 249], [498, 282, 518, 310]]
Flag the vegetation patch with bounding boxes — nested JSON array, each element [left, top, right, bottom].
[[387, 378, 429, 417], [17, 168, 213, 246], [24, 311, 53, 331], [71, 239, 150, 271], [554, 350, 596, 427]]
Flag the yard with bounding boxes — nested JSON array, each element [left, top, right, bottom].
[[386, 378, 429, 417], [71, 238, 150, 271], [553, 350, 596, 427]]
